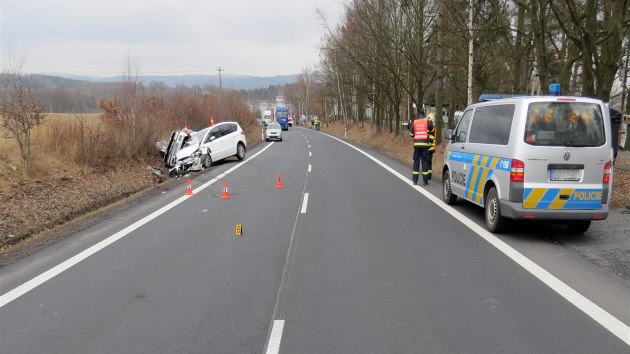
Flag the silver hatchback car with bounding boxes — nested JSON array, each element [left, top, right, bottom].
[[265, 122, 283, 142]]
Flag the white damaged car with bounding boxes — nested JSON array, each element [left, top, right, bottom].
[[160, 122, 247, 177]]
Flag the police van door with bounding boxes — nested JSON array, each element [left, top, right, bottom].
[[447, 109, 474, 198]]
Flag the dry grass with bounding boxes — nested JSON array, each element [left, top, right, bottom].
[[0, 112, 265, 253], [322, 121, 629, 209]]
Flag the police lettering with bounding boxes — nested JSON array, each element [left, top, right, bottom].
[[572, 191, 602, 201], [452, 171, 467, 186]]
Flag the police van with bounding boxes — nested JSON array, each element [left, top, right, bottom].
[[442, 92, 614, 234]]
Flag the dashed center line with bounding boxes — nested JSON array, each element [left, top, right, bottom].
[[308, 164, 312, 172], [309, 152, 312, 157], [300, 193, 309, 214], [266, 320, 285, 354]]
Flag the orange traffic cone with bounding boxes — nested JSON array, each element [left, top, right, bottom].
[[185, 178, 193, 196], [209, 116, 215, 126], [221, 181, 231, 199], [276, 173, 284, 189]]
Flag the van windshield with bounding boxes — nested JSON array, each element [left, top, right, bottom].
[[524, 102, 605, 147]]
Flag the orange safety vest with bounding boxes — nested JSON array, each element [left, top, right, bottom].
[[413, 118, 429, 144]]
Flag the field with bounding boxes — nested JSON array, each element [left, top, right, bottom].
[[0, 113, 262, 255]]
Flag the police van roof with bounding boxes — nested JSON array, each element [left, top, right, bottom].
[[479, 93, 528, 102]]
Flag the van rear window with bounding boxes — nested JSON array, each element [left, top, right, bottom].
[[524, 102, 605, 146]]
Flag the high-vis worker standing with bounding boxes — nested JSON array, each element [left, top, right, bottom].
[[427, 113, 436, 179], [409, 112, 435, 185]]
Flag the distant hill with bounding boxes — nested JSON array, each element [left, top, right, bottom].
[[0, 72, 298, 113], [37, 73, 298, 90], [0, 73, 94, 90]]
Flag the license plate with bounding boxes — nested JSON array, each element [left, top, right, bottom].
[[549, 169, 582, 181]]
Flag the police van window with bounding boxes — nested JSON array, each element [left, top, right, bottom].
[[469, 104, 515, 145], [455, 110, 473, 143], [524, 102, 605, 147]]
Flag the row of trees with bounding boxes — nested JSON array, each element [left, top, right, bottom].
[[318, 0, 630, 136]]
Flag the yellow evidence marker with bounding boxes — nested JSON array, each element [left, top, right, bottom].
[[235, 224, 243, 236]]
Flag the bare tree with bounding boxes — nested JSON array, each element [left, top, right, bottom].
[[0, 64, 47, 178]]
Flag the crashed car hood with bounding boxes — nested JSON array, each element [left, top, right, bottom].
[[175, 144, 200, 160]]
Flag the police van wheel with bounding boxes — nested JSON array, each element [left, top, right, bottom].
[[442, 171, 457, 205], [485, 187, 507, 233], [567, 221, 591, 234]]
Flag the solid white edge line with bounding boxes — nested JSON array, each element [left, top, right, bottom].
[[0, 143, 275, 309], [300, 193, 309, 214], [266, 320, 285, 354], [319, 131, 630, 346]]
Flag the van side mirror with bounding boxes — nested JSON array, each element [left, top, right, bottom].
[[445, 128, 454, 142]]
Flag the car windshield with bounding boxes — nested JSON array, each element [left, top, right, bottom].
[[182, 128, 208, 148], [268, 123, 280, 129], [524, 102, 605, 147], [276, 111, 288, 119]]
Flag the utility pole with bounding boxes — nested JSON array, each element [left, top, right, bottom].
[[467, 0, 474, 105], [217, 67, 223, 120], [436, 0, 444, 143], [216, 67, 224, 90]]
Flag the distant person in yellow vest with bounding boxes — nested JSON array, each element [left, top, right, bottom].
[[409, 112, 435, 185]]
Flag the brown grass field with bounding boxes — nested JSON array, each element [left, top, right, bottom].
[[0, 113, 262, 254]]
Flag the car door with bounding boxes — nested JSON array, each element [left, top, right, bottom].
[[202, 126, 222, 161], [222, 123, 238, 157], [447, 109, 474, 198], [215, 124, 236, 160]]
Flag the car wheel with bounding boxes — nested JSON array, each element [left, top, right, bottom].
[[442, 170, 457, 205], [266, 138, 269, 142], [485, 186, 508, 233], [236, 143, 246, 161], [279, 138, 283, 142], [202, 154, 212, 168], [567, 220, 591, 234]]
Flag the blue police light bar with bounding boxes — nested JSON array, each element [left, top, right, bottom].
[[549, 83, 561, 96], [479, 93, 529, 102]]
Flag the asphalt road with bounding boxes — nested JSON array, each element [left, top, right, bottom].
[[1, 127, 628, 353]]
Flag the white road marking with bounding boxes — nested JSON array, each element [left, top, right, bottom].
[[320, 132, 630, 346], [308, 145, 311, 148], [308, 164, 312, 173], [301, 193, 309, 214], [309, 152, 312, 157], [265, 320, 285, 354], [0, 143, 275, 309]]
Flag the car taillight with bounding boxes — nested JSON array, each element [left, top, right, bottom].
[[603, 161, 611, 184], [510, 159, 524, 182]]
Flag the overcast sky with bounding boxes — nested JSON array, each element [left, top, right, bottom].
[[0, 0, 345, 77]]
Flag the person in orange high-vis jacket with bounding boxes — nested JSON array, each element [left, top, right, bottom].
[[409, 112, 435, 185]]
